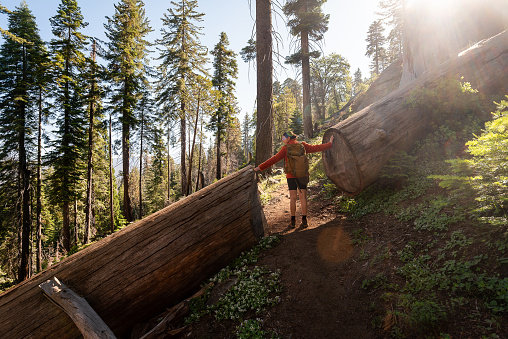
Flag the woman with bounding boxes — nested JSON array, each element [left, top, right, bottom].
[[254, 132, 334, 229]]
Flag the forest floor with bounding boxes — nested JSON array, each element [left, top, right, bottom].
[[182, 175, 508, 339], [185, 180, 405, 338]]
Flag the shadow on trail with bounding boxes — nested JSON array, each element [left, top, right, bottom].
[[257, 217, 383, 339]]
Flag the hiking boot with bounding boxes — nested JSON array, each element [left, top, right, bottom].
[[289, 219, 296, 229], [300, 219, 308, 228]]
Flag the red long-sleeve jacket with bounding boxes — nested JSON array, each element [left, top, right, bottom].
[[258, 138, 332, 178]]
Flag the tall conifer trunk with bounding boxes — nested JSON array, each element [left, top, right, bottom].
[[139, 108, 144, 219], [255, 0, 274, 167], [301, 27, 313, 138], [61, 28, 72, 253], [84, 41, 97, 244], [122, 77, 134, 222], [36, 88, 43, 273], [18, 43, 31, 282], [180, 104, 187, 196], [167, 125, 171, 204], [109, 112, 114, 233]]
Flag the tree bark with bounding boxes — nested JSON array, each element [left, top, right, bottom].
[[0, 166, 266, 339], [180, 113, 187, 196], [167, 125, 172, 205], [85, 46, 96, 244], [18, 43, 31, 282], [301, 28, 313, 138], [139, 108, 144, 219], [255, 0, 274, 167], [323, 30, 508, 195], [123, 119, 133, 222], [36, 88, 43, 273], [108, 112, 115, 234], [195, 120, 203, 192]]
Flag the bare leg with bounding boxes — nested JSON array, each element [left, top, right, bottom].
[[298, 189, 307, 216], [289, 190, 297, 217]]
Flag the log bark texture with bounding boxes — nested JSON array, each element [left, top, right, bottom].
[[0, 166, 265, 338], [323, 30, 508, 195]]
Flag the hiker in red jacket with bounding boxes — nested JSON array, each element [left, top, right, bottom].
[[254, 132, 334, 229]]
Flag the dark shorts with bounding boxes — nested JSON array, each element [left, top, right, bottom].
[[287, 177, 309, 191]]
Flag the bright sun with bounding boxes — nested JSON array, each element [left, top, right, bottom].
[[405, 0, 460, 12]]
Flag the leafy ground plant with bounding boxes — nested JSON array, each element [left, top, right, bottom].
[[185, 235, 282, 337]]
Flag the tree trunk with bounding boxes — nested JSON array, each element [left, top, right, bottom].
[[167, 125, 171, 205], [18, 43, 31, 282], [85, 75, 95, 244], [62, 200, 71, 252], [139, 108, 144, 219], [0, 166, 266, 339], [180, 110, 187, 196], [255, 0, 274, 167], [323, 30, 508, 195], [122, 118, 133, 222], [187, 90, 200, 195], [301, 28, 313, 139], [108, 112, 114, 234], [195, 120, 203, 192], [74, 200, 79, 246], [216, 131, 221, 181], [36, 88, 43, 273]]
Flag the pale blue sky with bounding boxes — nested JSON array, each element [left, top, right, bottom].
[[0, 0, 379, 117]]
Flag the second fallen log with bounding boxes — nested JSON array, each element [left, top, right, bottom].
[[323, 30, 508, 195]]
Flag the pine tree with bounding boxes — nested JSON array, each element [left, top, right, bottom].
[[283, 0, 329, 139], [83, 39, 105, 244], [155, 0, 208, 196], [136, 84, 156, 219], [104, 0, 152, 222], [273, 86, 297, 149], [187, 76, 211, 194], [365, 20, 387, 76], [46, 0, 89, 253], [310, 53, 350, 120], [0, 3, 49, 280], [242, 111, 253, 163], [353, 68, 363, 96], [377, 0, 403, 63], [289, 109, 303, 135], [209, 32, 238, 181]]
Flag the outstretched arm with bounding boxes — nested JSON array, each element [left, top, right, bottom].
[[303, 136, 334, 154], [253, 147, 286, 172]]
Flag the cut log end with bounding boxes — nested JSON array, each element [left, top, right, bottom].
[[322, 129, 363, 195]]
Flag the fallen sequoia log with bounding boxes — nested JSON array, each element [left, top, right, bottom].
[[0, 165, 265, 338], [323, 29, 508, 195]]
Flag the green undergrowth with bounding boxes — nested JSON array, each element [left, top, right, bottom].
[[341, 91, 508, 338], [0, 269, 14, 292], [185, 235, 282, 338]]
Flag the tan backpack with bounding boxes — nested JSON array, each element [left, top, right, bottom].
[[284, 142, 309, 177]]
